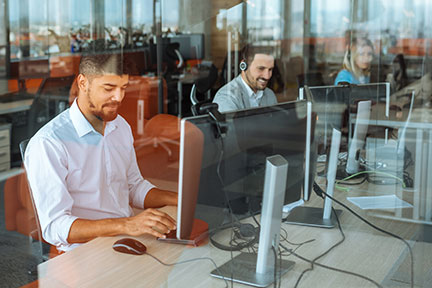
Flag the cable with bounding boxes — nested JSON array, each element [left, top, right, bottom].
[[339, 170, 406, 187], [271, 246, 278, 288], [145, 251, 229, 288], [279, 225, 316, 247], [335, 176, 367, 186], [278, 246, 283, 288], [293, 207, 346, 288], [335, 170, 406, 191], [314, 182, 414, 288], [209, 226, 259, 252], [214, 121, 235, 288]]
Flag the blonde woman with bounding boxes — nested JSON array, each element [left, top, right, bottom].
[[335, 37, 374, 85]]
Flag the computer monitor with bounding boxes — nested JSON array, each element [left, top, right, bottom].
[[185, 100, 313, 231], [300, 85, 348, 153], [300, 82, 389, 133], [285, 127, 343, 228], [210, 155, 295, 286], [156, 117, 208, 246], [161, 100, 316, 248], [348, 82, 390, 117], [301, 83, 389, 177], [168, 34, 205, 60], [345, 100, 371, 175]]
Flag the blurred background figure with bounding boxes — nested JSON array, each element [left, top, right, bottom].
[[335, 36, 374, 85]]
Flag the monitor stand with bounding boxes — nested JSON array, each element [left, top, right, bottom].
[[211, 155, 294, 287], [284, 128, 342, 228], [210, 253, 293, 287], [283, 206, 342, 228]]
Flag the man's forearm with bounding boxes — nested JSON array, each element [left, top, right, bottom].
[[144, 188, 178, 208], [67, 217, 128, 244], [67, 207, 177, 244], [66, 188, 178, 244]]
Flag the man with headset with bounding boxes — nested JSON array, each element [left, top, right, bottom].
[[213, 45, 277, 112]]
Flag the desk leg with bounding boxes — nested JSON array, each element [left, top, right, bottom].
[[426, 131, 432, 222], [420, 141, 428, 219], [413, 128, 423, 220], [177, 81, 182, 118]]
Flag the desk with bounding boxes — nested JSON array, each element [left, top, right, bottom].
[[37, 195, 428, 288], [0, 99, 33, 115]]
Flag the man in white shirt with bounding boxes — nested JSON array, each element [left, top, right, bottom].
[[24, 54, 177, 252], [213, 45, 277, 112]]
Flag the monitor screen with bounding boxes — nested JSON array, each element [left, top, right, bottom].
[[349, 82, 389, 107], [301, 82, 389, 153], [181, 100, 311, 231], [302, 83, 389, 179], [302, 85, 349, 153], [168, 34, 205, 60]]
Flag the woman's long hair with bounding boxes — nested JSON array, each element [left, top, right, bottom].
[[342, 37, 374, 80]]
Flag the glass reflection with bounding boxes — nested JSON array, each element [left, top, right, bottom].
[[0, 0, 431, 287]]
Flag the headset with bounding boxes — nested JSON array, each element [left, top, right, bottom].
[[239, 60, 248, 71], [209, 223, 259, 251]]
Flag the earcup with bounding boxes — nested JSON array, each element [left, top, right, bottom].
[[239, 61, 247, 71]]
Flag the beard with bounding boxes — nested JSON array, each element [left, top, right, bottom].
[[245, 71, 269, 91], [87, 89, 121, 122]]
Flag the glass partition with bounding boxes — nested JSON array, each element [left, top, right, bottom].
[[1, 0, 431, 287]]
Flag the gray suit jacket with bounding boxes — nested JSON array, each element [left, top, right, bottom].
[[213, 75, 277, 112]]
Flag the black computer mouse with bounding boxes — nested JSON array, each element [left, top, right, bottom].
[[112, 238, 147, 255]]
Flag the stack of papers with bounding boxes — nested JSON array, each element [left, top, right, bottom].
[[347, 195, 412, 210]]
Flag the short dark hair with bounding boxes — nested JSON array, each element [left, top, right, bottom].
[[79, 53, 133, 77], [241, 44, 275, 65]]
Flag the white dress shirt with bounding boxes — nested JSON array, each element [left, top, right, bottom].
[[240, 76, 264, 108], [24, 100, 155, 251]]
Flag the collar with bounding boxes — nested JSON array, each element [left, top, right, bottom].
[[70, 99, 117, 137], [240, 75, 264, 101]]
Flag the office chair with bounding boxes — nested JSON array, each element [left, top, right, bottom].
[[190, 63, 218, 116], [18, 139, 62, 262], [134, 114, 181, 161]]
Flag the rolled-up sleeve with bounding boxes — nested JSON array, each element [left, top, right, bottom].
[[24, 137, 78, 248]]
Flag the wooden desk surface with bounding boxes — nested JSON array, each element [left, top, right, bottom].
[[37, 198, 427, 288], [0, 99, 33, 115]]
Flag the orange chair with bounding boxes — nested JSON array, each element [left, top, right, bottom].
[[4, 171, 63, 260], [4, 139, 63, 268], [4, 172, 38, 240], [134, 113, 181, 161], [5, 172, 62, 288]]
